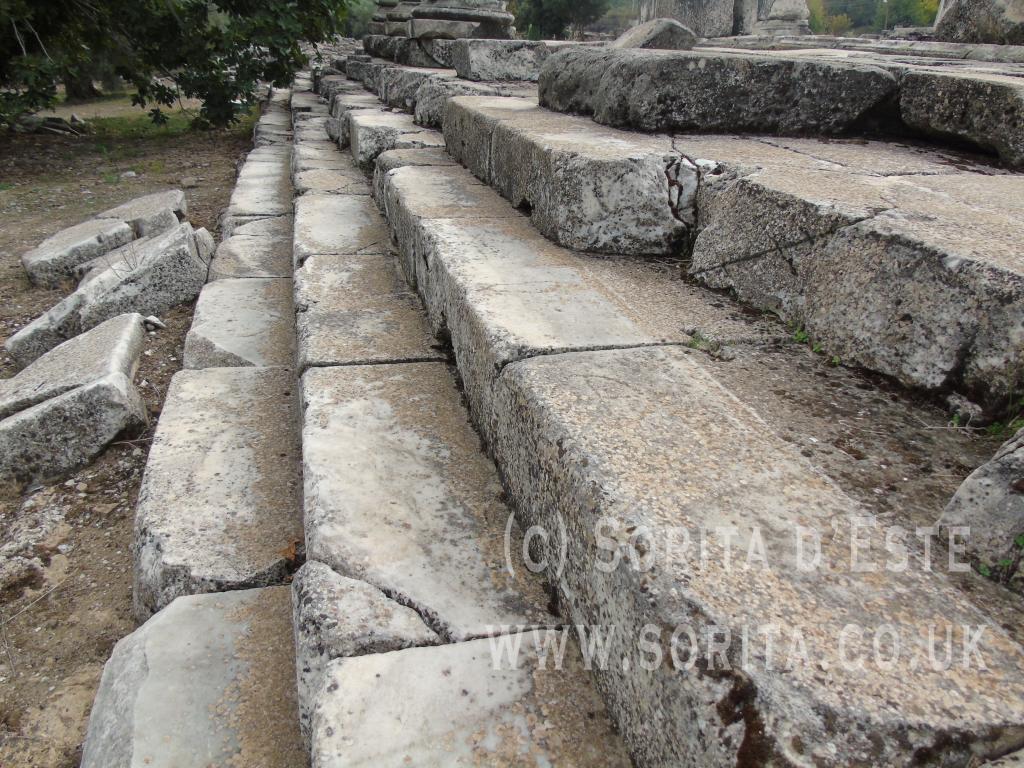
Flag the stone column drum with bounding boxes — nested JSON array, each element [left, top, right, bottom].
[[410, 0, 515, 39]]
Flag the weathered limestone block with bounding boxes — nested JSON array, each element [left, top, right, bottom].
[[293, 194, 390, 266], [639, 0, 735, 36], [411, 75, 506, 127], [81, 587, 305, 768], [444, 96, 693, 254], [133, 367, 302, 620], [291, 91, 327, 113], [377, 66, 453, 111], [95, 189, 187, 236], [21, 219, 135, 288], [491, 345, 1024, 766], [208, 215, 294, 280], [348, 110, 445, 170], [941, 427, 1024, 579], [539, 47, 898, 135], [301, 363, 555, 641], [451, 39, 582, 81], [936, 0, 1024, 45], [292, 141, 354, 173], [0, 372, 146, 488], [294, 254, 441, 369], [225, 166, 293, 218], [310, 634, 632, 767], [372, 147, 456, 207], [291, 561, 438, 742], [409, 0, 515, 39], [183, 278, 295, 369], [294, 166, 371, 196], [292, 115, 328, 143], [610, 17, 698, 49]]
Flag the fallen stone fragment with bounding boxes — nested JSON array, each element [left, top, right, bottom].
[[208, 215, 294, 280], [611, 17, 698, 50], [21, 218, 135, 288], [95, 189, 187, 236], [310, 633, 633, 767], [183, 278, 295, 369], [81, 587, 305, 768], [133, 366, 302, 620], [291, 561, 438, 743]]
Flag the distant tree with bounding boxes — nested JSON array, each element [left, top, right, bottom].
[[873, 0, 939, 28], [0, 0, 350, 129], [512, 0, 611, 39]]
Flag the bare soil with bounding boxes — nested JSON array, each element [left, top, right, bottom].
[[0, 102, 251, 767]]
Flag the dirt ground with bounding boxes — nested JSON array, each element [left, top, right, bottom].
[[0, 99, 253, 767]]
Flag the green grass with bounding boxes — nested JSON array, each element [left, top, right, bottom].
[[0, 182, 13, 192]]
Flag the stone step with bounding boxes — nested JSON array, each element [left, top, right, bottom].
[[293, 193, 390, 266], [81, 586, 305, 768], [222, 143, 293, 233], [133, 366, 302, 620], [183, 278, 296, 369], [451, 38, 588, 82], [208, 214, 294, 280], [347, 110, 444, 171]]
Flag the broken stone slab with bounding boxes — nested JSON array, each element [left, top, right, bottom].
[[376, 66, 453, 112], [224, 174, 293, 218], [183, 278, 295, 369], [611, 17, 698, 49], [301, 362, 555, 642], [208, 215, 294, 280], [443, 96, 693, 254], [538, 46, 898, 135], [490, 344, 1024, 766], [936, 0, 1024, 45], [21, 218, 135, 288], [81, 586, 305, 768], [95, 189, 187, 237], [940, 427, 1024, 581], [133, 366, 302, 620], [372, 147, 456, 207], [310, 632, 633, 767], [291, 561, 438, 743], [451, 39, 584, 82], [347, 110, 445, 171], [294, 253, 442, 370], [0, 371, 146, 488], [0, 313, 144, 421], [5, 223, 213, 368], [294, 167, 371, 196], [293, 193, 390, 266]]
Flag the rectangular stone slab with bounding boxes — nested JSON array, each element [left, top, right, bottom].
[[183, 278, 296, 369], [21, 218, 135, 287], [310, 633, 633, 767], [372, 147, 456, 208], [300, 363, 555, 642], [347, 110, 445, 171], [95, 189, 187, 236], [133, 366, 302, 620], [451, 39, 583, 82], [208, 215, 294, 280], [294, 254, 442, 369], [293, 193, 390, 265], [490, 345, 1024, 766]]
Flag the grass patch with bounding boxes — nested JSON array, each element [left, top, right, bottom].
[[0, 182, 13, 192]]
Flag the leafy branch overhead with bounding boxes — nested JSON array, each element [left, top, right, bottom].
[[0, 0, 350, 128]]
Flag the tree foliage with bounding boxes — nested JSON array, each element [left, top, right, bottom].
[[510, 0, 611, 39], [808, 0, 939, 32], [1, 0, 349, 128]]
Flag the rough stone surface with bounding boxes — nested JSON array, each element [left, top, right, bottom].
[[294, 254, 442, 369], [0, 372, 146, 488], [301, 363, 555, 642], [95, 189, 187, 236], [451, 39, 581, 82], [412, 75, 505, 128], [491, 345, 1024, 767], [348, 110, 445, 170], [81, 586, 305, 768], [377, 66, 453, 111], [0, 313, 144, 420], [936, 0, 1024, 45], [611, 17, 698, 49], [133, 367, 302, 620], [941, 427, 1024, 576], [183, 278, 295, 369], [293, 193, 390, 265], [208, 215, 294, 280], [291, 561, 438, 742], [310, 633, 633, 767], [372, 147, 456, 207], [21, 218, 135, 287], [294, 167, 371, 196]]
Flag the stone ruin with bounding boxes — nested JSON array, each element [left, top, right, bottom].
[[0, 3, 1018, 766]]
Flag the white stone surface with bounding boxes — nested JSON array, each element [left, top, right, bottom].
[[95, 189, 187, 236], [21, 218, 135, 287], [208, 215, 294, 280], [293, 194, 390, 265]]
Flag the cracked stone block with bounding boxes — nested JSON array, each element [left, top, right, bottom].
[[444, 96, 693, 254], [491, 345, 1024, 766], [348, 110, 445, 171], [291, 561, 438, 743], [133, 366, 302, 620], [291, 141, 354, 173], [310, 632, 633, 767], [5, 223, 213, 368], [291, 91, 327, 113], [0, 372, 146, 488], [224, 174, 293, 218], [0, 313, 144, 421], [183, 278, 295, 369], [94, 189, 187, 236], [372, 146, 456, 208], [81, 586, 305, 768], [294, 167, 371, 196], [294, 254, 441, 369], [451, 39, 583, 82], [208, 215, 294, 280], [293, 193, 390, 266], [21, 218, 135, 288], [300, 362, 555, 642], [377, 66, 453, 112]]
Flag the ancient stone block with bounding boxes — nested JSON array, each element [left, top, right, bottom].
[[610, 17, 698, 49]]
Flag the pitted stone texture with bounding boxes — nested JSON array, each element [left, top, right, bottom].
[[936, 0, 1024, 45], [295, 254, 441, 369], [444, 96, 693, 255], [294, 167, 371, 196], [291, 91, 328, 113], [0, 313, 144, 420], [81, 586, 305, 768], [183, 278, 295, 369], [941, 427, 1024, 580], [491, 345, 1024, 767], [310, 633, 632, 768], [538, 47, 898, 135], [291, 561, 438, 743], [372, 147, 457, 207], [293, 194, 390, 266], [377, 66, 453, 112], [412, 75, 507, 128], [611, 17, 698, 49], [209, 215, 294, 280], [348, 110, 445, 170], [21, 218, 135, 288], [95, 189, 187, 236], [292, 141, 353, 173], [133, 367, 302, 620], [6, 224, 212, 367], [451, 39, 582, 81], [0, 371, 146, 488], [301, 363, 555, 642]]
